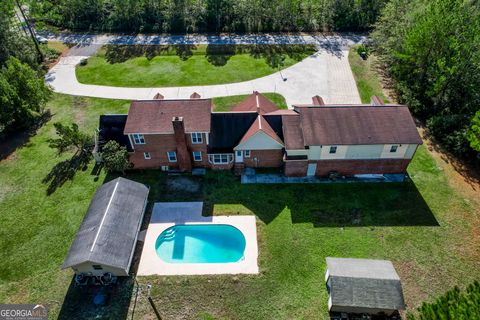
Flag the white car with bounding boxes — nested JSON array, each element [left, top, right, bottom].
[[35, 35, 48, 44]]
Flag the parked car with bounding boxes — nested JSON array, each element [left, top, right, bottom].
[[35, 35, 48, 44]]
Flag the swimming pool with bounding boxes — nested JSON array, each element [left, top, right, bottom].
[[155, 224, 246, 263]]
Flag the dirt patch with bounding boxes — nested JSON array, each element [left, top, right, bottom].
[[166, 177, 201, 193], [72, 96, 87, 124]]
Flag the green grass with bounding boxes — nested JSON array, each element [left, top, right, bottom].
[[0, 94, 479, 319], [349, 45, 390, 103], [76, 44, 315, 87], [212, 93, 287, 111]]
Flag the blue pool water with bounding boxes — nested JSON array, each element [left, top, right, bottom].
[[155, 224, 246, 263]]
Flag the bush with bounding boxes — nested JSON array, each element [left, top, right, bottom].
[[100, 140, 129, 174]]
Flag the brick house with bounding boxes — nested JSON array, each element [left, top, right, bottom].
[[99, 92, 422, 177]]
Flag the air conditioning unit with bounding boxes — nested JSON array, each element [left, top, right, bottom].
[[161, 166, 169, 171]]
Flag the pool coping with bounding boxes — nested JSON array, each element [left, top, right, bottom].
[[136, 202, 259, 276]]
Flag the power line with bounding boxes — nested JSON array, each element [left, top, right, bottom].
[[14, 0, 44, 62]]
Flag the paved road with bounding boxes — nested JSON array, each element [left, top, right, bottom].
[[44, 33, 364, 106]]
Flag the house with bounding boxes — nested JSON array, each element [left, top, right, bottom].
[[62, 177, 149, 277], [325, 257, 405, 317], [99, 92, 422, 177]]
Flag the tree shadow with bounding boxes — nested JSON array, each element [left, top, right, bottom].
[[42, 152, 91, 195], [103, 44, 197, 64], [58, 276, 135, 320], [205, 45, 236, 66], [0, 111, 51, 161]]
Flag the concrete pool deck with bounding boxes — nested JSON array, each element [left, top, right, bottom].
[[137, 202, 259, 276]]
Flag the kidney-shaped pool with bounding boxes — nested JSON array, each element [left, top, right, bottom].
[[155, 224, 247, 263]]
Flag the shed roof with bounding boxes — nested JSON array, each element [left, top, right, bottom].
[[326, 258, 405, 311], [62, 178, 149, 271], [296, 106, 422, 146], [124, 99, 212, 134]]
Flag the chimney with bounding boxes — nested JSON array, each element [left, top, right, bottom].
[[190, 92, 201, 99], [311, 95, 325, 106], [153, 92, 164, 100], [370, 96, 385, 106], [172, 117, 192, 172]]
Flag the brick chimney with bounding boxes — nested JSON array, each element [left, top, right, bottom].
[[172, 117, 192, 171], [311, 95, 325, 106], [370, 96, 385, 106]]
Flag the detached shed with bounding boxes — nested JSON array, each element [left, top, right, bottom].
[[62, 177, 149, 276], [325, 257, 405, 316]]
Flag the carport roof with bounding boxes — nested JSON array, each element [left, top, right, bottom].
[[62, 177, 149, 271]]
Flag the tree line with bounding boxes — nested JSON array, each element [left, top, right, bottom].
[[28, 0, 387, 33], [372, 0, 480, 160], [0, 0, 51, 137]]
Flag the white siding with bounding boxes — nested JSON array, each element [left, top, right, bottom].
[[234, 131, 283, 150], [70, 261, 128, 277], [286, 144, 419, 160]]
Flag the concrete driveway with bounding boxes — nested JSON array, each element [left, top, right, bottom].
[[45, 33, 363, 106]]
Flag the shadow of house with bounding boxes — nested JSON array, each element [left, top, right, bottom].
[[58, 276, 135, 320], [121, 172, 438, 227]]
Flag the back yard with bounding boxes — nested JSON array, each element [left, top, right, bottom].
[[0, 92, 479, 319]]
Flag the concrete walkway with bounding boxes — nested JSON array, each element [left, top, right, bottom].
[[44, 33, 364, 106]]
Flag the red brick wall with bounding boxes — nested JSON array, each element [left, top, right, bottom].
[[129, 134, 178, 169], [284, 160, 308, 176], [172, 119, 192, 171], [313, 159, 411, 176], [243, 150, 283, 168], [129, 132, 209, 170]]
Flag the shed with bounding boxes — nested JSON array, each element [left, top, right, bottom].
[[62, 178, 149, 276], [325, 257, 405, 316]]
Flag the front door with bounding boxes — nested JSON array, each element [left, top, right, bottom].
[[307, 163, 317, 176], [235, 150, 243, 163]]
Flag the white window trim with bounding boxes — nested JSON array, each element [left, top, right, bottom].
[[167, 151, 177, 162], [191, 132, 203, 144], [132, 134, 145, 145], [208, 153, 234, 165], [143, 152, 151, 160], [193, 151, 202, 162], [244, 150, 251, 158]]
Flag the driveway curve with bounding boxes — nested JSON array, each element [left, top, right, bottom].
[[44, 33, 365, 106]]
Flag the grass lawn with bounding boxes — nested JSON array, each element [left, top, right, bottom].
[[76, 44, 316, 87], [349, 46, 390, 104], [0, 93, 479, 319], [212, 93, 287, 111]]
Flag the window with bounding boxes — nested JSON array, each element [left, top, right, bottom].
[[329, 146, 337, 154], [143, 152, 151, 160], [193, 151, 202, 161], [92, 265, 103, 270], [244, 150, 251, 158], [132, 134, 145, 145], [208, 154, 233, 164], [390, 145, 398, 153], [191, 132, 203, 144], [167, 151, 177, 162]]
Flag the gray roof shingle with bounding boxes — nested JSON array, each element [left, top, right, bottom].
[[62, 178, 149, 271], [326, 258, 406, 311]]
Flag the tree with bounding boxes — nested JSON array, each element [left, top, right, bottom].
[[407, 281, 480, 320], [0, 57, 51, 134], [48, 122, 91, 155], [100, 140, 129, 174], [372, 0, 480, 159], [467, 111, 480, 153]]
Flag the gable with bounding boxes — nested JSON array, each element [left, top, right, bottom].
[[234, 131, 284, 150]]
